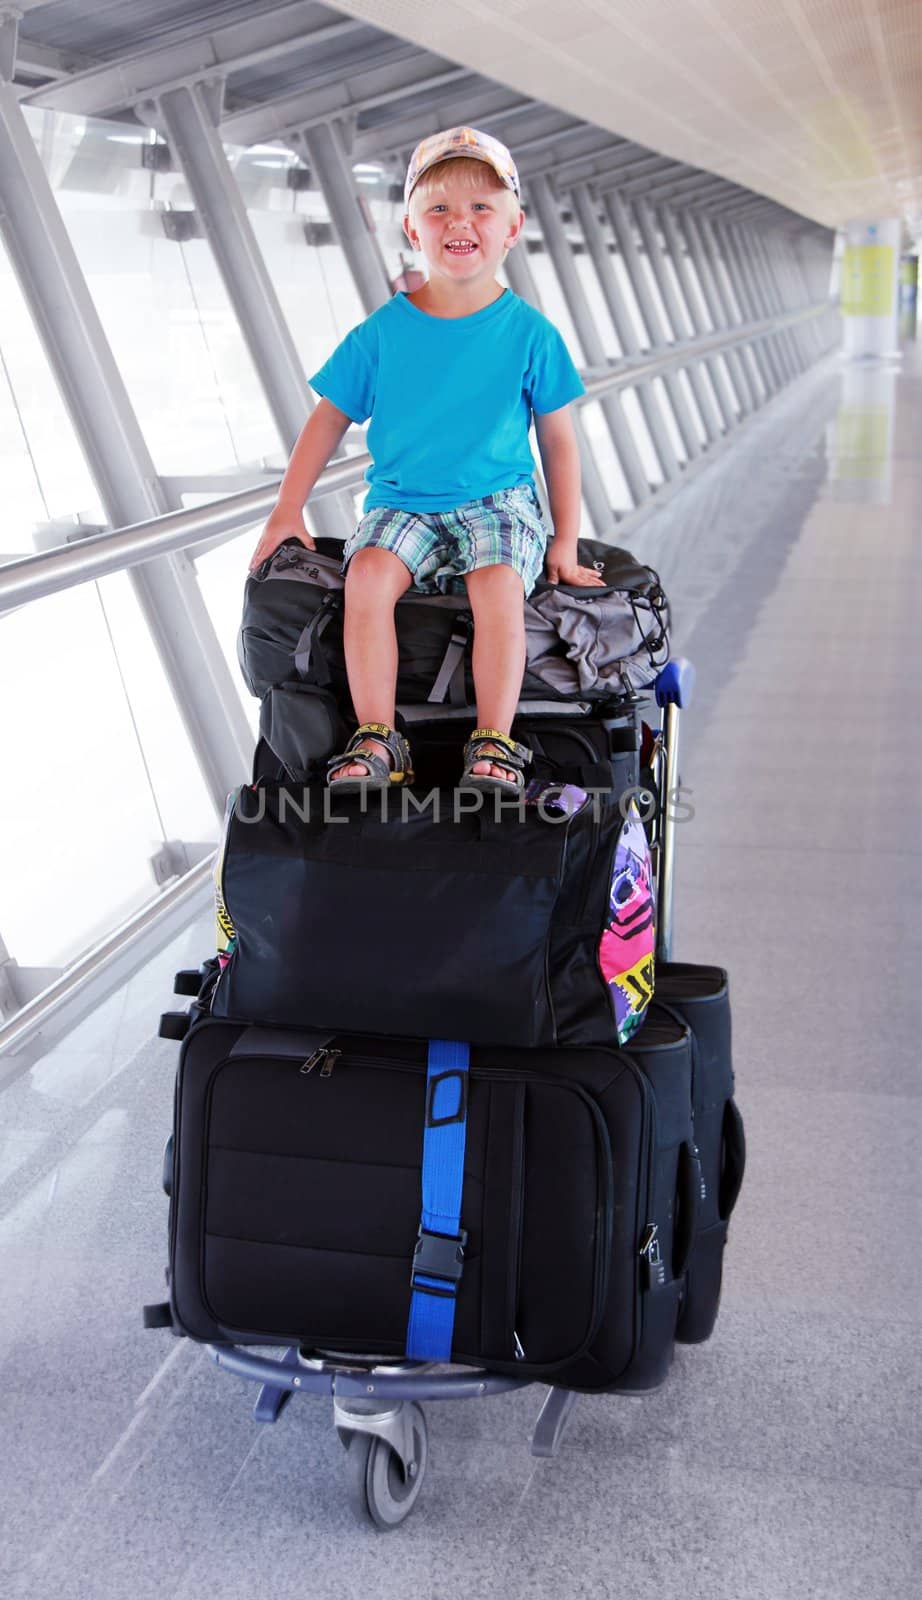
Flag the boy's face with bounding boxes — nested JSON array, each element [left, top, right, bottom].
[[404, 168, 524, 286]]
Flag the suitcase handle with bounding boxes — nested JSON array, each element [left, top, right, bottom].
[[673, 1139, 702, 1279], [719, 1100, 746, 1220]]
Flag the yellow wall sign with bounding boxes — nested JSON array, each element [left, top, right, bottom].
[[841, 245, 895, 316]]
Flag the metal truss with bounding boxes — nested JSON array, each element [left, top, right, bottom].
[[23, 2, 369, 118]]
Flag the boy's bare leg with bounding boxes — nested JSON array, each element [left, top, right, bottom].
[[334, 546, 413, 780], [463, 564, 527, 781]]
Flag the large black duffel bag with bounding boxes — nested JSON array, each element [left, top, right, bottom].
[[210, 777, 653, 1050], [162, 1013, 698, 1392]]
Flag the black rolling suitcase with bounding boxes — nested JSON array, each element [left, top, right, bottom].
[[652, 965, 746, 1343], [161, 1008, 699, 1393]]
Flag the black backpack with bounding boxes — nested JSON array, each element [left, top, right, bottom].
[[238, 536, 670, 777]]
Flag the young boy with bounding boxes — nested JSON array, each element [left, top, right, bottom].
[[249, 125, 603, 793]]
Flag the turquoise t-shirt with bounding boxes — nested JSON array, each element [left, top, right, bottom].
[[309, 289, 585, 513]]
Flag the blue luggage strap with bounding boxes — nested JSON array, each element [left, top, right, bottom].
[[406, 1039, 470, 1362]]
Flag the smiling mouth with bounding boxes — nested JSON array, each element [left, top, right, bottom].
[[444, 241, 478, 255]]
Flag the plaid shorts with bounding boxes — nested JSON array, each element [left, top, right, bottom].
[[341, 485, 549, 597]]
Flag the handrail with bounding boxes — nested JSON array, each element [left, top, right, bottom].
[[0, 854, 215, 1062], [0, 300, 834, 616]]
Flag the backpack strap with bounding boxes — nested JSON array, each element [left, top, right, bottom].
[[293, 593, 341, 684], [405, 1039, 470, 1362], [427, 614, 473, 706]]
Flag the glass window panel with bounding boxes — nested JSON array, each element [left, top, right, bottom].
[[249, 206, 364, 383], [679, 241, 715, 332], [715, 353, 743, 416], [637, 245, 674, 342], [610, 252, 649, 350], [650, 377, 687, 465], [713, 243, 745, 321], [659, 248, 694, 338], [27, 106, 281, 476], [0, 242, 102, 559], [618, 387, 663, 492], [578, 401, 632, 512], [0, 586, 169, 969], [526, 250, 585, 362], [192, 519, 265, 743], [676, 368, 708, 446], [697, 361, 728, 428], [574, 254, 620, 359], [743, 347, 768, 402]]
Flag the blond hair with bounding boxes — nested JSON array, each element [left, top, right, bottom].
[[406, 156, 521, 228]]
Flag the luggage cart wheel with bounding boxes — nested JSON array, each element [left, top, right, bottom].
[[341, 1401, 428, 1530]]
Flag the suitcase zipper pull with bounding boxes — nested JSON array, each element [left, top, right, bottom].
[[513, 1330, 526, 1361], [300, 1046, 340, 1076], [639, 1222, 666, 1289]]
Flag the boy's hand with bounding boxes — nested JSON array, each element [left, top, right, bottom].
[[249, 505, 315, 573], [545, 535, 605, 587]]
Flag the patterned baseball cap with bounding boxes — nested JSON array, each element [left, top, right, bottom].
[[403, 126, 520, 209]]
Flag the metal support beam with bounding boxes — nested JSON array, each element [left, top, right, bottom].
[[149, 78, 352, 539], [224, 54, 472, 149], [541, 145, 663, 192], [757, 229, 816, 362], [528, 174, 650, 508], [502, 245, 614, 537], [716, 220, 790, 387], [603, 190, 702, 461], [743, 225, 805, 374], [750, 225, 813, 369], [350, 84, 529, 163], [632, 198, 722, 445], [694, 213, 769, 406], [517, 128, 626, 181], [292, 118, 391, 313], [680, 209, 756, 416], [657, 205, 736, 430], [570, 183, 681, 484], [599, 170, 728, 204], [0, 78, 254, 811]]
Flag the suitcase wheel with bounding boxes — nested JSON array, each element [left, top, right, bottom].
[[340, 1401, 429, 1530]]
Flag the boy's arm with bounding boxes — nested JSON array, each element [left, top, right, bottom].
[[533, 406, 604, 587], [249, 398, 353, 570]]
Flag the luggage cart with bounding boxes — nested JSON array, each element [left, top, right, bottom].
[[164, 658, 695, 1530]]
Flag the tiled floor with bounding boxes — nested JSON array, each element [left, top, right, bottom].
[[1, 342, 920, 1598]]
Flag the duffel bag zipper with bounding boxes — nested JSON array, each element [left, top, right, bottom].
[[620, 1054, 658, 1346]]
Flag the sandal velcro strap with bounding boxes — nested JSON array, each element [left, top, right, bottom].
[[326, 722, 413, 787], [464, 728, 533, 769]]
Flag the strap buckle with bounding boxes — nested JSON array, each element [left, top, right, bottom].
[[410, 1225, 468, 1295]]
